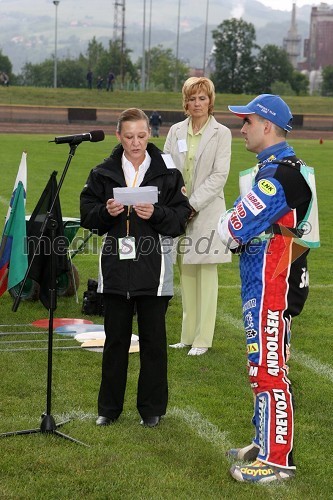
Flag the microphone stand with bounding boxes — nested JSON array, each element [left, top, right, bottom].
[[0, 141, 88, 446]]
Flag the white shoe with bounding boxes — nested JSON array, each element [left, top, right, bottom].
[[188, 347, 208, 356], [169, 342, 190, 348]]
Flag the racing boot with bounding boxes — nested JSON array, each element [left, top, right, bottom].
[[230, 459, 295, 483], [226, 442, 259, 461]]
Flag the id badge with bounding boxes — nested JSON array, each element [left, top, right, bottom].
[[118, 236, 136, 260], [178, 139, 188, 153]]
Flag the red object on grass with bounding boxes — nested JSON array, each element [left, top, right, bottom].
[[32, 318, 94, 328]]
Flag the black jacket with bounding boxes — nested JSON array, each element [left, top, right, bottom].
[[80, 142, 191, 297]]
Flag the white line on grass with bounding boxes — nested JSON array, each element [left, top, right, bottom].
[[218, 311, 244, 331], [0, 324, 37, 327], [169, 406, 232, 451], [168, 407, 289, 497], [0, 331, 48, 336], [292, 350, 333, 383], [56, 410, 96, 422], [0, 338, 74, 344], [217, 310, 333, 385], [57, 407, 233, 452], [0, 346, 81, 352]]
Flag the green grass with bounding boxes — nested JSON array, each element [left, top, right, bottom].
[[0, 135, 332, 499], [2, 85, 333, 115]]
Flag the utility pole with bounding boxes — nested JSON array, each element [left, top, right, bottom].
[[113, 1, 126, 88]]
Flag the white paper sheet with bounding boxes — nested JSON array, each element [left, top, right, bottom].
[[113, 186, 158, 205]]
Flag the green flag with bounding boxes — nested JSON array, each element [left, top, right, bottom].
[[7, 181, 28, 290]]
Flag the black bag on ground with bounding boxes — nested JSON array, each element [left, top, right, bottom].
[[82, 278, 104, 316]]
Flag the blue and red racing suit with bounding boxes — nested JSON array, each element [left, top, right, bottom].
[[218, 141, 319, 469]]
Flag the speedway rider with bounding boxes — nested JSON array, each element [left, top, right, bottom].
[[218, 94, 320, 483]]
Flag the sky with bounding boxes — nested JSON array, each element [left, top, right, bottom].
[[258, 0, 330, 10]]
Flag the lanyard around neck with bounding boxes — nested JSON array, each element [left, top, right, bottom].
[[126, 169, 139, 236]]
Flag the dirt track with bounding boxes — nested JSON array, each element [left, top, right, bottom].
[[1, 102, 332, 139], [0, 121, 332, 140]]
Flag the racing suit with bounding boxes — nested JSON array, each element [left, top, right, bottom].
[[218, 141, 319, 469]]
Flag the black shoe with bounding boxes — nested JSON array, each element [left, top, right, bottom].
[[96, 416, 117, 426], [140, 416, 161, 428]]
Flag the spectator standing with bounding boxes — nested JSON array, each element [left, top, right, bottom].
[[86, 69, 93, 89], [97, 76, 104, 91], [106, 70, 115, 91], [0, 71, 9, 86], [164, 77, 232, 356], [149, 111, 162, 137]]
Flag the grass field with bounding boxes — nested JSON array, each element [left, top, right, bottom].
[[2, 85, 333, 115], [0, 134, 332, 499]]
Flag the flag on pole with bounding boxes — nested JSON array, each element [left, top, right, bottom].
[[0, 153, 28, 297], [4, 152, 27, 221], [26, 170, 69, 310]]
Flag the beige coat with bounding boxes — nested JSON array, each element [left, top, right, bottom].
[[164, 116, 232, 264]]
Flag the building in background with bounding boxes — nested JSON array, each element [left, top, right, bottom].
[[283, 3, 301, 69], [305, 2, 333, 71], [298, 2, 333, 93]]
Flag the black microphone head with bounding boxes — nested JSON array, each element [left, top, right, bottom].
[[90, 130, 105, 142]]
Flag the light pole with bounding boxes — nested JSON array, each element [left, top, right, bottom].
[[203, 0, 210, 76], [53, 1, 60, 89], [141, 0, 146, 91], [146, 0, 152, 90], [174, 0, 181, 92]]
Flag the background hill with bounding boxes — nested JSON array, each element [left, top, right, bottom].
[[0, 0, 321, 74]]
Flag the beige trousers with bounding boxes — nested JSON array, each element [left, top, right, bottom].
[[178, 255, 218, 348]]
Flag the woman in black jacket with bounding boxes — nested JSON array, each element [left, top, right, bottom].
[[80, 108, 191, 427]]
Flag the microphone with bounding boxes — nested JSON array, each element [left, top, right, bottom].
[[50, 130, 105, 145]]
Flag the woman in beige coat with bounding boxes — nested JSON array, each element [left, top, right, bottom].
[[164, 77, 231, 355]]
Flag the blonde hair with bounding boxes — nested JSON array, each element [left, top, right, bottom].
[[116, 108, 150, 133], [182, 77, 215, 116]]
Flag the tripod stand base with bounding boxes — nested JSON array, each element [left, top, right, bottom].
[[0, 413, 89, 446]]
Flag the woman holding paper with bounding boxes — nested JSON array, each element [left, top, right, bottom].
[[164, 77, 232, 356], [80, 108, 191, 428]]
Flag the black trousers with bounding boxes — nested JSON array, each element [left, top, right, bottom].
[[98, 294, 169, 419]]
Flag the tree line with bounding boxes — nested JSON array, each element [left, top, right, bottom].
[[1, 18, 333, 96]]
